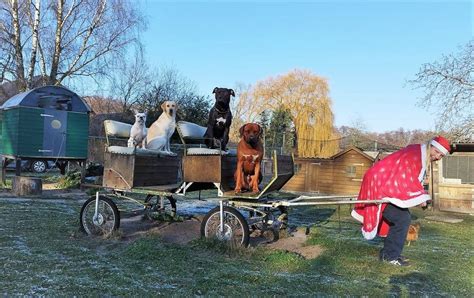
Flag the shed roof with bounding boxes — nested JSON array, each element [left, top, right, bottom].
[[452, 143, 474, 152], [1, 85, 91, 113], [330, 146, 378, 161]]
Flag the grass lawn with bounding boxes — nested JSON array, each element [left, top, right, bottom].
[[0, 194, 472, 296]]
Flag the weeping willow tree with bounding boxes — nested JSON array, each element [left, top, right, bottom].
[[234, 69, 338, 158]]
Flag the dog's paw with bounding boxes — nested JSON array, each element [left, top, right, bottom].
[[251, 188, 260, 194], [127, 138, 136, 148], [234, 188, 242, 194]]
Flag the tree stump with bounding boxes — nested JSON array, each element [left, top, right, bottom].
[[12, 176, 42, 196]]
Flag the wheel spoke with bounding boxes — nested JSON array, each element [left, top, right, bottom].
[[205, 211, 246, 246], [81, 198, 118, 236]]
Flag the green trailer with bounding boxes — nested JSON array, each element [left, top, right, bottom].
[[0, 85, 91, 178]]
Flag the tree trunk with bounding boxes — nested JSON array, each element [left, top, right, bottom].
[[49, 0, 64, 84], [11, 0, 26, 90], [12, 176, 42, 196], [27, 0, 41, 88]]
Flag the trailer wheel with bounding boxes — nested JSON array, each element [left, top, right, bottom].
[[80, 195, 120, 236], [201, 206, 250, 247]]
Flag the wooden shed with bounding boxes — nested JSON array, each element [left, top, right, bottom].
[[283, 146, 379, 195], [434, 142, 474, 214], [0, 86, 90, 175]]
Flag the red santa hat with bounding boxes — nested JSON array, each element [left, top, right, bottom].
[[430, 136, 451, 155]]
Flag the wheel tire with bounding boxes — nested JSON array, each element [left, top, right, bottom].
[[80, 196, 120, 236], [201, 206, 250, 247], [31, 160, 47, 173]]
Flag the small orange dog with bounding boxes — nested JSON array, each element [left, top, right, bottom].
[[406, 223, 421, 246], [234, 123, 264, 194]]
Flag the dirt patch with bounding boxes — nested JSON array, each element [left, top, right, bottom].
[[119, 214, 202, 245], [264, 228, 324, 259], [118, 214, 323, 258]]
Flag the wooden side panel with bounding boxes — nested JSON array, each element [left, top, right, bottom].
[[183, 155, 221, 182], [438, 184, 474, 213], [103, 152, 135, 189], [103, 152, 180, 189], [133, 155, 180, 186]]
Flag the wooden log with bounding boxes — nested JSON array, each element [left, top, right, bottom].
[[12, 176, 42, 196]]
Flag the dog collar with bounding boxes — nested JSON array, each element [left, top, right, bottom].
[[214, 106, 228, 114]]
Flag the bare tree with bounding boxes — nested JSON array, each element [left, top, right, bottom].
[[136, 67, 211, 126], [0, 0, 144, 92], [410, 40, 473, 141], [109, 45, 153, 114]]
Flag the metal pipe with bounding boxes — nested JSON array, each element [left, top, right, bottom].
[[289, 195, 357, 202], [230, 198, 389, 209], [93, 191, 99, 221], [273, 199, 389, 207], [297, 195, 357, 201], [219, 200, 224, 234]]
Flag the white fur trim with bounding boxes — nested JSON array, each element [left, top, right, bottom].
[[385, 193, 430, 208], [351, 205, 383, 240], [430, 139, 449, 155], [419, 144, 426, 182], [351, 192, 430, 240], [351, 209, 363, 223], [361, 227, 379, 240]]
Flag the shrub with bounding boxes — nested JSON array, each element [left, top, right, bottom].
[[56, 170, 81, 189]]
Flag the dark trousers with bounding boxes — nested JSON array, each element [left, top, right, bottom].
[[381, 203, 411, 260]]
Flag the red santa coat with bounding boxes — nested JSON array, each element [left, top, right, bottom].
[[351, 144, 430, 240]]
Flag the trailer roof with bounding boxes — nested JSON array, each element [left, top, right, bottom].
[[1, 85, 91, 112]]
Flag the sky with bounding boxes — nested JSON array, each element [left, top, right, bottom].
[[139, 0, 472, 133]]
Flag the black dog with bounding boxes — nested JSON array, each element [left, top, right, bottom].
[[204, 87, 234, 150]]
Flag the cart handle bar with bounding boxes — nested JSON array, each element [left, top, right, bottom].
[[269, 198, 390, 208]]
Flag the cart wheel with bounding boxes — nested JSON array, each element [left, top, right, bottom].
[[80, 196, 120, 236], [201, 206, 250, 247]]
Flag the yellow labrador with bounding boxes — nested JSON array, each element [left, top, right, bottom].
[[146, 101, 177, 154]]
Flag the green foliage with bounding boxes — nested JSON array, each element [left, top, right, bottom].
[[43, 175, 62, 183], [1, 178, 12, 189], [137, 68, 211, 127], [176, 95, 212, 126], [266, 106, 295, 153], [258, 110, 270, 131], [56, 171, 81, 189]]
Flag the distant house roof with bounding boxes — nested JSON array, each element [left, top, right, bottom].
[[330, 146, 378, 161], [362, 150, 380, 160], [1, 85, 91, 112]]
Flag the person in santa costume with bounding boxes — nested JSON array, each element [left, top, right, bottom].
[[351, 136, 451, 266]]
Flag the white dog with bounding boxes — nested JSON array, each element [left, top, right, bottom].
[[128, 110, 147, 148], [146, 101, 177, 154]]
